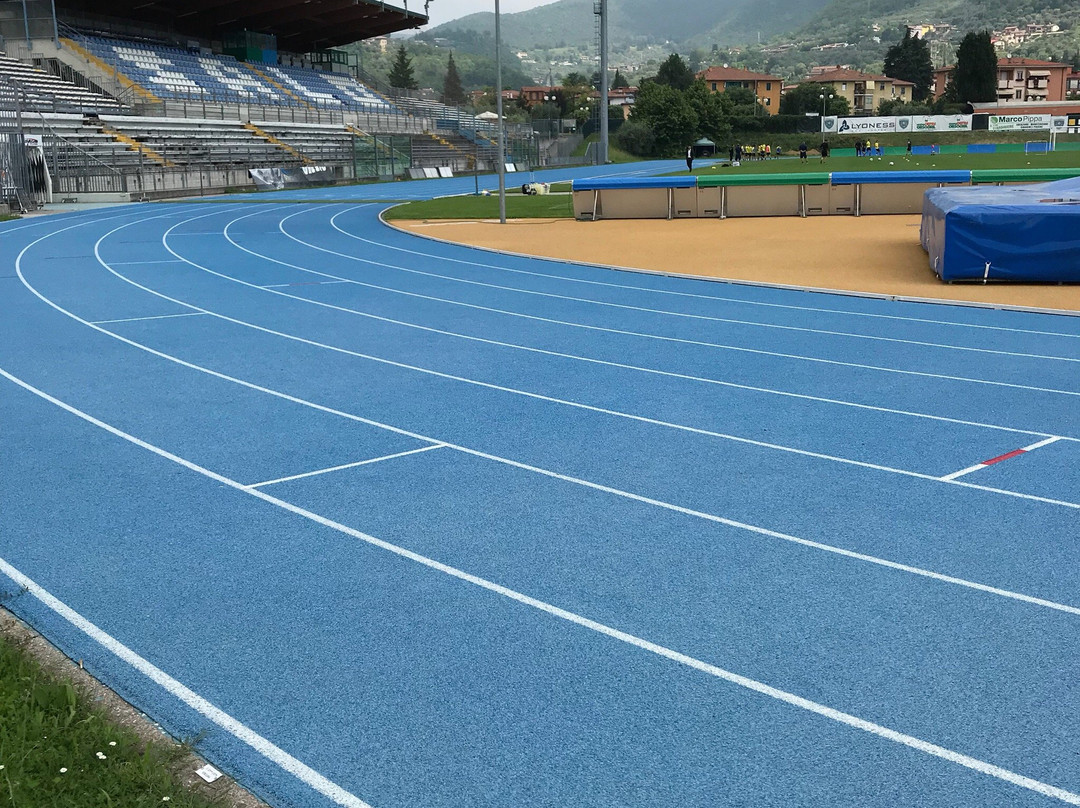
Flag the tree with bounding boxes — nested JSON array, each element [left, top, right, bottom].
[[563, 72, 589, 88], [630, 81, 697, 155], [883, 30, 934, 101], [877, 98, 933, 116], [653, 53, 695, 91], [950, 31, 997, 103], [388, 44, 417, 90], [612, 69, 629, 89], [441, 52, 466, 105], [779, 82, 850, 116]]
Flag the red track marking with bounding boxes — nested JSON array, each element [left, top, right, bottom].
[[940, 436, 1063, 481], [982, 449, 1028, 466]]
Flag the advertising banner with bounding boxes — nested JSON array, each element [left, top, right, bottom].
[[988, 114, 1052, 132], [896, 115, 972, 132], [821, 116, 896, 134]]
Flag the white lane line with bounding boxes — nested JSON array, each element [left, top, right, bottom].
[[260, 280, 351, 289], [0, 552, 371, 808], [18, 209, 1080, 635], [325, 207, 1080, 343], [255, 211, 1080, 401], [192, 207, 1077, 444], [939, 437, 1064, 482], [2, 364, 1080, 807], [109, 260, 186, 265], [74, 208, 1079, 511], [941, 465, 987, 482], [92, 312, 207, 325], [247, 443, 445, 488], [18, 212, 1080, 622], [1023, 436, 1064, 452]]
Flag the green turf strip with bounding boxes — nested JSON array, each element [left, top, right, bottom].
[[383, 191, 575, 220], [0, 630, 224, 808]]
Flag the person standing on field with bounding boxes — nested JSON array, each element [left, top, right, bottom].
[[686, 145, 694, 172]]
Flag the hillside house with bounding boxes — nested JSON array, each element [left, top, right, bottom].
[[696, 66, 782, 114]]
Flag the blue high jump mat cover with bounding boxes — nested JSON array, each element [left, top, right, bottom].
[[921, 177, 1080, 282]]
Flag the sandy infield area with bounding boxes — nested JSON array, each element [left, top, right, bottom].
[[393, 215, 1080, 314]]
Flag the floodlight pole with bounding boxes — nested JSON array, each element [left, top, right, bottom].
[[597, 0, 608, 165], [494, 0, 507, 223]]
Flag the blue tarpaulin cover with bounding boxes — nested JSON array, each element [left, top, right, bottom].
[[921, 177, 1080, 282]]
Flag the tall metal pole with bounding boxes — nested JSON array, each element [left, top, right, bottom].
[[598, 0, 609, 165], [494, 0, 506, 223]]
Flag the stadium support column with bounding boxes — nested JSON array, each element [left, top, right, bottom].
[[495, 0, 507, 223], [597, 0, 608, 165]]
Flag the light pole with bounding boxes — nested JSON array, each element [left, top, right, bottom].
[[819, 92, 833, 118], [494, 0, 506, 223]]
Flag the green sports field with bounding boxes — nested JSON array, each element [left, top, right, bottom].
[[690, 147, 1080, 176], [385, 147, 1080, 220]]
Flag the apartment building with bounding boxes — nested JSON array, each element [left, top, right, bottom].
[[809, 67, 913, 114], [933, 58, 1069, 102]]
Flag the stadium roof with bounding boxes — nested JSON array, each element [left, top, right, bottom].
[[58, 0, 427, 52]]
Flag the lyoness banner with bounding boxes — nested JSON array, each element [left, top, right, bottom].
[[821, 116, 896, 134], [897, 115, 972, 132]]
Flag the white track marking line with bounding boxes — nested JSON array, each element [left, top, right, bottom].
[[326, 207, 1080, 342], [0, 553, 371, 808], [941, 465, 987, 482], [4, 367, 1080, 807], [190, 206, 1075, 443], [247, 444, 445, 488], [92, 312, 207, 325], [323, 213, 1080, 364], [1023, 436, 1064, 452], [16, 216, 1080, 618], [117, 217, 1017, 485], [77, 209, 1077, 510], [260, 280, 351, 289], [939, 437, 1064, 482], [109, 259, 186, 265], [277, 217, 1080, 402]]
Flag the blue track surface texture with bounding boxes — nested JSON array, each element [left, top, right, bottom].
[[2, 162, 1080, 808]]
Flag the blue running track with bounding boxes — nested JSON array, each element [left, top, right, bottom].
[[2, 160, 1080, 808]]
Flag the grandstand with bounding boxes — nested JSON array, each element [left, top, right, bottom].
[[0, 0, 538, 205], [0, 51, 122, 110]]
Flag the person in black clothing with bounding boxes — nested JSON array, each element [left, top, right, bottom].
[[820, 140, 830, 162], [798, 141, 808, 162], [686, 145, 694, 172]]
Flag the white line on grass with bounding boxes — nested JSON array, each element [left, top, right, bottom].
[[2, 363, 1080, 807], [15, 210, 1080, 624], [247, 443, 445, 488], [322, 207, 1080, 342]]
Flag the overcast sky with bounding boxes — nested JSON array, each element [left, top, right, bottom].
[[418, 0, 554, 29]]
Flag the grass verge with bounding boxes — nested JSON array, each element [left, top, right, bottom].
[[0, 627, 226, 808], [383, 188, 575, 220]]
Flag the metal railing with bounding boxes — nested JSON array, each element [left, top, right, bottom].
[[0, 76, 39, 210]]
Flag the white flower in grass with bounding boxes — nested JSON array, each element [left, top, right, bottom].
[[108, 741, 116, 747], [0, 764, 4, 770], [162, 798, 171, 802], [60, 767, 67, 773], [96, 751, 107, 760]]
